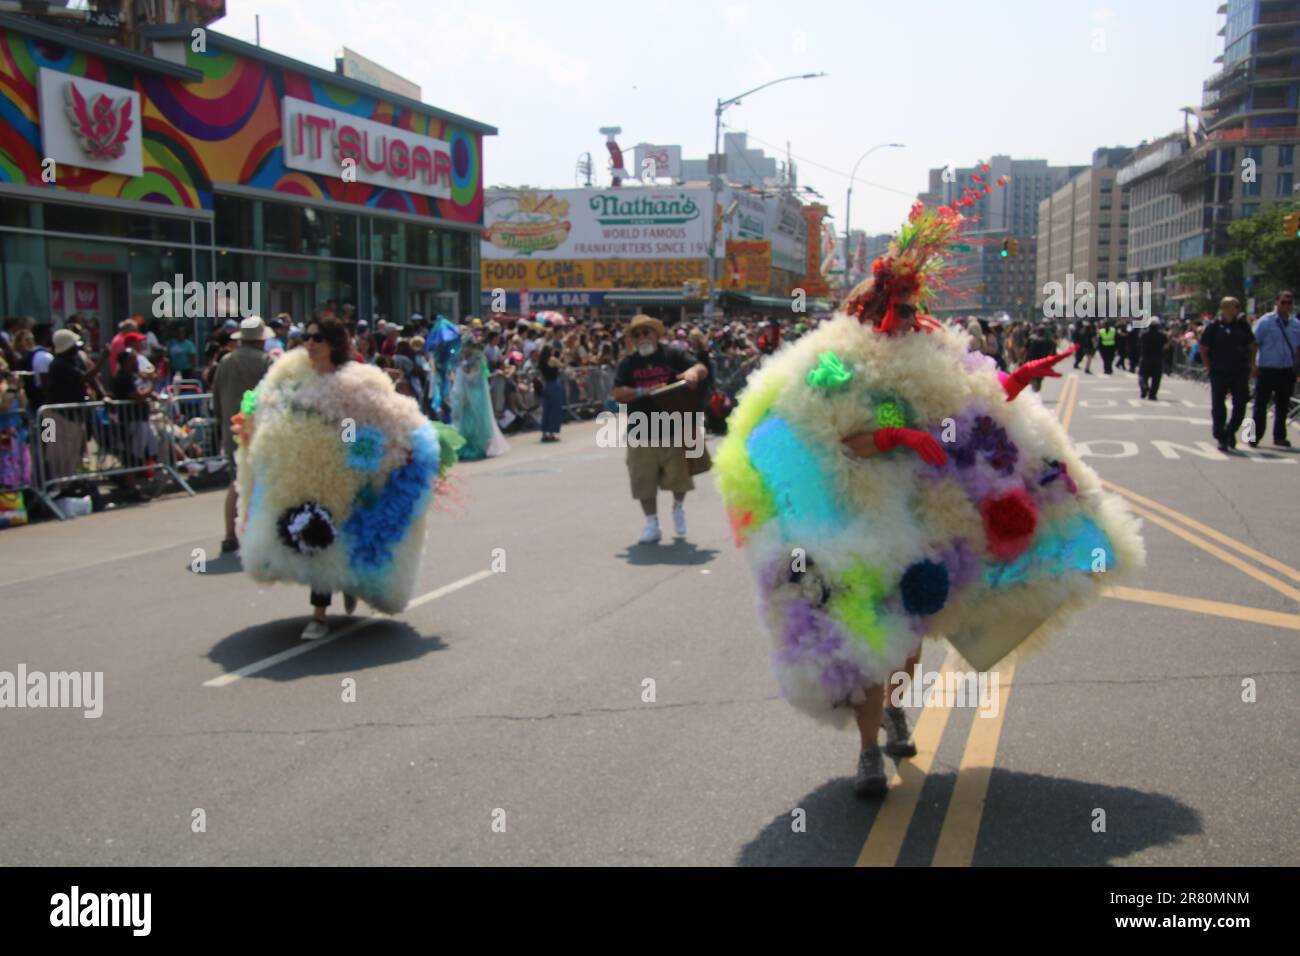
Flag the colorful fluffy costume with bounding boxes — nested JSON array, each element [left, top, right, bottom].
[[716, 192, 1144, 726], [450, 345, 510, 460], [235, 349, 462, 614]]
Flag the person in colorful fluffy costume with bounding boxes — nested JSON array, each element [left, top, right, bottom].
[[450, 343, 510, 460], [232, 316, 463, 640], [715, 194, 1145, 797]]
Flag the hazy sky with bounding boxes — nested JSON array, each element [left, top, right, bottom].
[[218, 0, 1225, 234]]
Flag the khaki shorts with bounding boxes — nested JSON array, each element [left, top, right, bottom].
[[627, 443, 694, 500]]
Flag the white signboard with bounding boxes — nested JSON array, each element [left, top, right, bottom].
[[38, 67, 143, 177], [632, 144, 682, 182], [482, 187, 712, 260], [281, 96, 451, 199], [336, 47, 422, 102]]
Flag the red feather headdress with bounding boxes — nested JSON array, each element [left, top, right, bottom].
[[844, 165, 1009, 333]]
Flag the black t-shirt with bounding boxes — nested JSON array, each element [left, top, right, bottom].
[[1139, 328, 1168, 367], [1199, 319, 1254, 376], [46, 353, 87, 405], [614, 345, 696, 415], [109, 368, 139, 402]]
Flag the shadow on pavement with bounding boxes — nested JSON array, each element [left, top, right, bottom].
[[206, 617, 447, 681], [737, 778, 875, 867], [737, 769, 1200, 866], [185, 551, 243, 575], [615, 539, 719, 566]]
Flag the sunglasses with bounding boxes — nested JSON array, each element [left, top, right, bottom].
[[892, 303, 918, 320], [629, 328, 656, 339], [306, 332, 326, 342]]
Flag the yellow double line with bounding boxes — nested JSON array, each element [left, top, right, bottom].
[[856, 373, 1079, 867], [1100, 478, 1300, 627]]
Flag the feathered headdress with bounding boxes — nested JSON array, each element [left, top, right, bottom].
[[844, 165, 1009, 333]]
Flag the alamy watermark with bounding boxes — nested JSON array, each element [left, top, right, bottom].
[[595, 405, 707, 459], [0, 664, 103, 718], [151, 274, 260, 319], [890, 664, 1000, 718], [1042, 274, 1152, 324]]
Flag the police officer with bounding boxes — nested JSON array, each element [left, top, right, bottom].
[[1199, 296, 1256, 453], [1097, 320, 1118, 374], [1138, 317, 1169, 401]]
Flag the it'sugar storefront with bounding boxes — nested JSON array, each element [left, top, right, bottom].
[[0, 15, 495, 347]]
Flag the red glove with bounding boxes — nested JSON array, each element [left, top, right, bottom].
[[873, 427, 948, 467], [1001, 346, 1077, 401]]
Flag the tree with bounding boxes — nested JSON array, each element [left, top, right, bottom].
[[1176, 254, 1243, 315], [1227, 202, 1300, 299], [1175, 202, 1299, 314]]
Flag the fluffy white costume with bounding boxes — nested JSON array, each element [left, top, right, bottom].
[[236, 349, 456, 614], [716, 315, 1145, 726]]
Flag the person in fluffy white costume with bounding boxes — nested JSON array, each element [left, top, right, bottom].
[[715, 196, 1145, 796], [232, 316, 461, 640]]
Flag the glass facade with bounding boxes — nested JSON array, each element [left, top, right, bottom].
[[0, 190, 478, 344]]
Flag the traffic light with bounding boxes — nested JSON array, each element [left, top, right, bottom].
[[1285, 211, 1300, 239], [999, 238, 1019, 258], [1009, 238, 1020, 257]]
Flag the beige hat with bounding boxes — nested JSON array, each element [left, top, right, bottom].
[[53, 328, 83, 354], [233, 315, 272, 341], [626, 314, 665, 338]]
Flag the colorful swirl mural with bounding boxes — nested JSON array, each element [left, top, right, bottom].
[[0, 28, 484, 223]]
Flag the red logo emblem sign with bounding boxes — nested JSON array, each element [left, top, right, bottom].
[[65, 81, 134, 161]]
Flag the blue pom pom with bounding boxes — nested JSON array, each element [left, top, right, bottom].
[[900, 559, 950, 616]]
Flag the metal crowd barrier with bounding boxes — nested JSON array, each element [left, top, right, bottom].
[[561, 364, 616, 420], [0, 405, 55, 523], [20, 391, 229, 520]]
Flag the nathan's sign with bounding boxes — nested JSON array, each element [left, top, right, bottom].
[[482, 257, 707, 290], [281, 96, 451, 199], [483, 187, 711, 262], [587, 192, 701, 225], [37, 68, 143, 177]]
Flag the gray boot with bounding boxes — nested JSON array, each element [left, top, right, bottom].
[[854, 745, 887, 798], [882, 704, 917, 758]]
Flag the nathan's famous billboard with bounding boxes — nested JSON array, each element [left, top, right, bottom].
[[482, 187, 711, 261]]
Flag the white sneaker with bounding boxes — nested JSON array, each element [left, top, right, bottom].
[[638, 517, 662, 545], [301, 618, 330, 641], [672, 504, 687, 537]]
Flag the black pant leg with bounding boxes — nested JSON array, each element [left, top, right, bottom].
[[310, 590, 332, 608], [1226, 372, 1250, 438], [1271, 369, 1296, 442], [1209, 375, 1228, 440], [1149, 367, 1162, 399], [1253, 369, 1275, 443]]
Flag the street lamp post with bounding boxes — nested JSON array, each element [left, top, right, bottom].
[[706, 72, 827, 319], [843, 143, 904, 294]]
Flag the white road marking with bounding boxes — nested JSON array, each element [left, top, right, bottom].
[[202, 569, 494, 687], [1093, 414, 1211, 424]]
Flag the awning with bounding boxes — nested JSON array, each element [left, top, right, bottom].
[[604, 292, 691, 306], [721, 291, 801, 312]]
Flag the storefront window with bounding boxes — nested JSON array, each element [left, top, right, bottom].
[[263, 200, 304, 254], [1, 234, 49, 318], [41, 201, 191, 244], [403, 222, 440, 267], [129, 246, 191, 319], [215, 194, 256, 250], [372, 218, 405, 262], [441, 231, 471, 270]]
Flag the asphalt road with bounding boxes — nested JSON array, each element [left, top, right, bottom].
[[1, 364, 1296, 866]]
